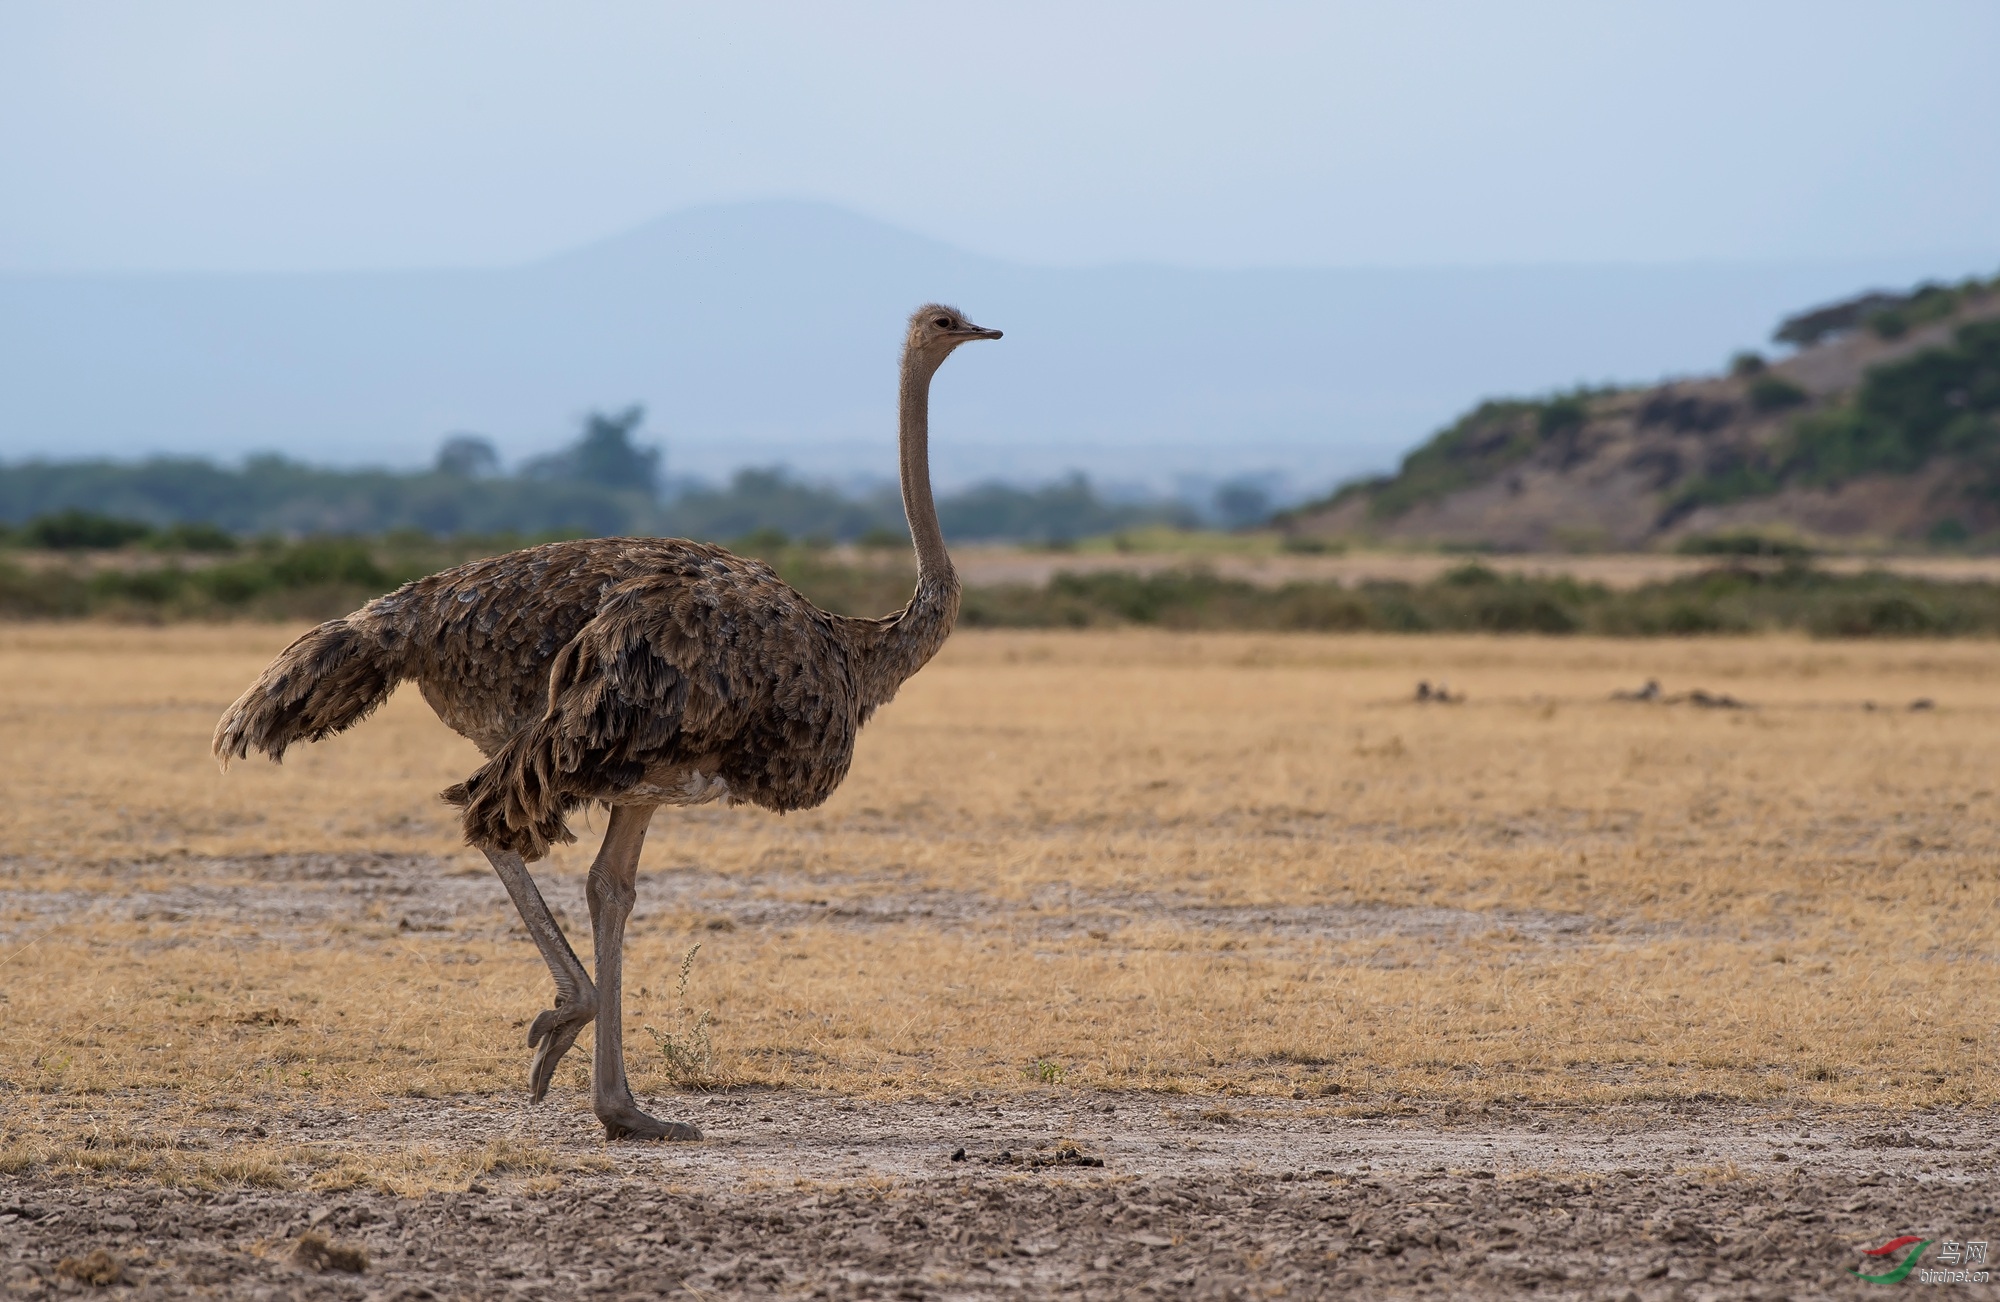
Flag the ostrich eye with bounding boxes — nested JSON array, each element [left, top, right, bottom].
[[934, 317, 952, 328]]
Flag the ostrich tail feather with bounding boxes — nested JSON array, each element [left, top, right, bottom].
[[441, 718, 583, 861], [212, 619, 404, 768]]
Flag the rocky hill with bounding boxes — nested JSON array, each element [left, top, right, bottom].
[[1284, 275, 2000, 550]]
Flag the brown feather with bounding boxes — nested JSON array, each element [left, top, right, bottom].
[[212, 617, 405, 765], [218, 536, 956, 859]]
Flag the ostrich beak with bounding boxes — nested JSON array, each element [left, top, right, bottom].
[[957, 322, 1003, 341]]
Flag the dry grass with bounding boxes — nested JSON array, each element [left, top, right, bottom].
[[947, 541, 2000, 590], [2, 623, 1995, 1190]]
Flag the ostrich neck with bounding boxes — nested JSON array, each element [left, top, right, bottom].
[[863, 349, 962, 704], [899, 355, 953, 582]]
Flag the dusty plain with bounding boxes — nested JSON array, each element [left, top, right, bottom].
[[1, 623, 1996, 1298]]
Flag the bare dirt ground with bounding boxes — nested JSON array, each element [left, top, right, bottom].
[[3, 628, 1997, 1298], [5, 1092, 1995, 1300], [4, 850, 1997, 1299]]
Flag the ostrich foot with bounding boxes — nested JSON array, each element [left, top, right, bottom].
[[526, 1002, 594, 1104], [598, 1101, 702, 1142]]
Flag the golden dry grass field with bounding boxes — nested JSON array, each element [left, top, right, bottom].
[[2, 623, 1996, 1297]]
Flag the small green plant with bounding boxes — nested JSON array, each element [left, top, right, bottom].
[[644, 944, 719, 1088], [1747, 374, 1808, 414], [1027, 1059, 1068, 1085]]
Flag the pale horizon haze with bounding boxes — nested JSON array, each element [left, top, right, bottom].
[[1, 3, 1997, 493]]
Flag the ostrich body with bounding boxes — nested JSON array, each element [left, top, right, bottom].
[[214, 305, 1000, 1140]]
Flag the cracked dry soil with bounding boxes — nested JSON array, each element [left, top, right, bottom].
[[4, 1095, 1996, 1299]]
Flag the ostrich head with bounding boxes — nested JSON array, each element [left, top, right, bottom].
[[906, 303, 1002, 368]]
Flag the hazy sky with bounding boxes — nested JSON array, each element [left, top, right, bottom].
[[3, 1, 1996, 273]]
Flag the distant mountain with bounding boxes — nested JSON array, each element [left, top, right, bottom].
[[0, 201, 1993, 494], [1282, 277, 2000, 549]]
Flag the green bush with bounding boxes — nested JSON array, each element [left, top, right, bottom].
[[22, 510, 154, 550], [268, 540, 389, 589], [1675, 532, 1812, 559], [1537, 397, 1589, 437], [0, 559, 90, 616], [730, 528, 792, 560], [1927, 518, 1971, 547], [1441, 563, 1501, 587], [1471, 589, 1579, 633], [1814, 594, 1945, 637], [14, 528, 2000, 641], [154, 521, 239, 553], [1658, 601, 1737, 634], [1868, 308, 1910, 340], [856, 526, 908, 550], [1868, 283, 1969, 341], [956, 562, 2000, 639], [2, 512, 243, 555], [1272, 587, 1371, 631], [1748, 375, 1808, 413]]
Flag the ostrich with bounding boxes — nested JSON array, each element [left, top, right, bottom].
[[213, 305, 1000, 1140]]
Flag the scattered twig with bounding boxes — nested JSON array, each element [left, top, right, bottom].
[[1610, 680, 1748, 709]]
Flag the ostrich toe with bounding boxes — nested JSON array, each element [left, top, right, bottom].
[[599, 1103, 702, 1143], [526, 1003, 594, 1103]]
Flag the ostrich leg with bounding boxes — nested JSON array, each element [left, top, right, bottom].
[[585, 803, 701, 1141], [482, 847, 597, 1102]]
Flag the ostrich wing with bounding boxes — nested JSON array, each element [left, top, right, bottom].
[[447, 560, 863, 856]]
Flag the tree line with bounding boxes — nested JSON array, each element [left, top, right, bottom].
[[0, 407, 1205, 546]]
